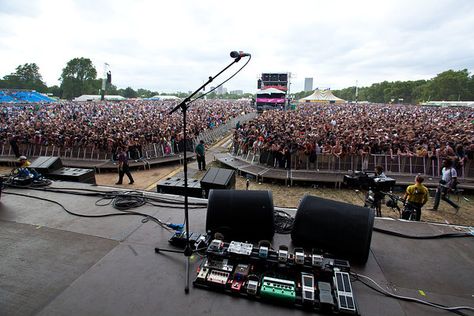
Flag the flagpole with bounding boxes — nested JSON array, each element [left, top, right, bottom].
[[101, 63, 108, 101], [355, 80, 359, 105]]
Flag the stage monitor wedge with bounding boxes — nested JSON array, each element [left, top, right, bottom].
[[29, 156, 63, 174], [206, 190, 274, 241], [292, 195, 374, 264]]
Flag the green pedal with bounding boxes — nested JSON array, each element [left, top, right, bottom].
[[260, 277, 296, 303]]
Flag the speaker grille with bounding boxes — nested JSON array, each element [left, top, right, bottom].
[[206, 190, 274, 241]]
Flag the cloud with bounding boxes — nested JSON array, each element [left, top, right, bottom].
[[0, 0, 473, 93]]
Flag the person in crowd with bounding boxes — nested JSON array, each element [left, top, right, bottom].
[[429, 159, 459, 212], [116, 147, 134, 185], [195, 140, 206, 171], [403, 175, 429, 221], [9, 133, 20, 158]]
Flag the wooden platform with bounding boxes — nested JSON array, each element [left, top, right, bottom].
[[215, 153, 474, 191], [0, 152, 195, 173]]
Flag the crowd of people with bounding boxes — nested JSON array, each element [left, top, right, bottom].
[[2, 100, 473, 173], [233, 103, 474, 170], [1, 99, 253, 157]]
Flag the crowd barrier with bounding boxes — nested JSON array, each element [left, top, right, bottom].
[[231, 145, 474, 179], [0, 112, 257, 165]]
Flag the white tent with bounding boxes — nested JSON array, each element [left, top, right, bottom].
[[148, 95, 181, 100], [256, 88, 286, 95], [298, 88, 345, 103], [73, 95, 126, 101]]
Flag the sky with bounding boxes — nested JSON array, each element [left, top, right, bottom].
[[1, 0, 474, 94]]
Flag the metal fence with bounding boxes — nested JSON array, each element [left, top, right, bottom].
[[195, 112, 257, 145], [231, 145, 474, 179]]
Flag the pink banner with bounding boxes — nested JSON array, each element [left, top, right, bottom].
[[256, 98, 285, 103]]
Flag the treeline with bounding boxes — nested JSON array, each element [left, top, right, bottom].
[[294, 69, 474, 104], [0, 57, 253, 100], [1, 57, 473, 103]]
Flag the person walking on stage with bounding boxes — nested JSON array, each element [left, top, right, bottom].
[[195, 140, 206, 171], [429, 159, 459, 212], [116, 147, 134, 185]]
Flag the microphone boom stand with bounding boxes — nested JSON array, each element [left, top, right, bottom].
[[155, 56, 242, 293]]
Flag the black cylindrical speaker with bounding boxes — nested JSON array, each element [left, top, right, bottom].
[[206, 190, 274, 241], [291, 195, 374, 264]]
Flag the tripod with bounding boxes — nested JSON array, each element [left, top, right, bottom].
[[155, 53, 247, 293]]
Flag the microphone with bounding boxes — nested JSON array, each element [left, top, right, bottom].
[[230, 51, 251, 58]]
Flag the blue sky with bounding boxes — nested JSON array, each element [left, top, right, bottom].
[[1, 0, 473, 93]]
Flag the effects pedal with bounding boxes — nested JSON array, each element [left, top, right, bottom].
[[207, 239, 225, 254], [168, 231, 208, 249], [334, 270, 356, 313], [258, 246, 269, 259], [228, 241, 253, 255], [197, 267, 209, 281], [278, 245, 289, 263], [246, 276, 259, 295], [231, 280, 243, 292], [260, 277, 296, 303], [301, 272, 315, 304], [318, 281, 335, 308], [207, 270, 230, 286], [294, 248, 305, 265]]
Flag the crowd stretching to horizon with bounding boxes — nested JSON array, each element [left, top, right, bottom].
[[233, 103, 474, 169], [2, 100, 474, 169], [1, 99, 252, 157]]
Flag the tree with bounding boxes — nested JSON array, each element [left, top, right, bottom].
[[136, 88, 154, 98], [430, 69, 470, 101], [2, 63, 47, 92], [122, 87, 138, 98], [47, 85, 62, 97], [60, 57, 99, 99]]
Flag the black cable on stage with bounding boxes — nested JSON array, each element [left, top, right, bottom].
[[45, 186, 208, 206], [3, 191, 173, 231], [273, 209, 294, 234], [373, 226, 473, 239], [4, 183, 207, 209], [350, 272, 474, 314]]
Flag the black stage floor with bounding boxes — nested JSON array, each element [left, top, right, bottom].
[[0, 182, 473, 316]]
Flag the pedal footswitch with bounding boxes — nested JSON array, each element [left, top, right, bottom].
[[301, 272, 315, 304]]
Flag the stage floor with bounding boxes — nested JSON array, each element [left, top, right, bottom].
[[0, 182, 473, 316]]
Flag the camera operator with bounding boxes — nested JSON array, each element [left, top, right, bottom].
[[403, 175, 429, 221], [375, 165, 387, 178], [372, 165, 387, 216]]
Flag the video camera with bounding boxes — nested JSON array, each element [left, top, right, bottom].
[[343, 171, 396, 192]]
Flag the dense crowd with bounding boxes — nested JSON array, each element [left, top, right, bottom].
[[233, 103, 474, 169], [1, 99, 252, 157]]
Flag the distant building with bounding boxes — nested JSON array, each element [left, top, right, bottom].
[[304, 78, 313, 92], [217, 86, 227, 95], [230, 90, 243, 95]]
